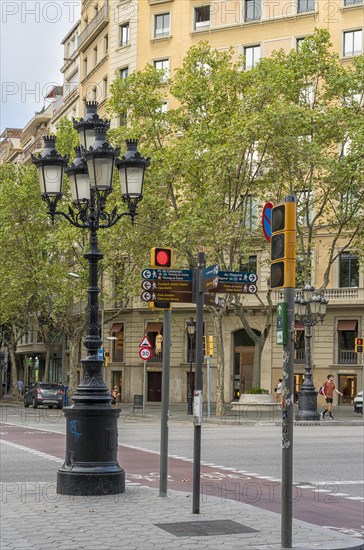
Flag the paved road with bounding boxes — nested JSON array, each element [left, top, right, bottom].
[[1, 416, 363, 540]]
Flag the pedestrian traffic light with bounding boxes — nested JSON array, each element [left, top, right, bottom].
[[209, 336, 214, 356], [150, 301, 172, 310], [203, 336, 207, 356], [151, 247, 173, 268], [355, 338, 363, 353], [270, 199, 296, 289]]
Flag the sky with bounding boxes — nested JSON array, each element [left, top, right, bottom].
[[0, 1, 80, 132]]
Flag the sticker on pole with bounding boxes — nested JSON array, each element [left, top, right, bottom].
[[262, 202, 274, 242], [139, 347, 151, 360]]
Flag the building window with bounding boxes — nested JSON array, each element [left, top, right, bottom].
[[153, 58, 170, 80], [93, 46, 98, 66], [344, 0, 362, 5], [119, 112, 127, 127], [296, 37, 306, 50], [244, 45, 261, 69], [240, 195, 258, 230], [295, 189, 313, 226], [194, 6, 210, 30], [337, 320, 358, 364], [120, 67, 129, 79], [119, 22, 130, 46], [104, 33, 108, 54], [103, 77, 108, 98], [343, 30, 363, 57], [339, 252, 359, 288], [146, 322, 164, 362], [240, 255, 257, 273], [110, 323, 124, 362], [83, 57, 88, 77], [154, 13, 170, 38], [297, 0, 315, 13], [244, 0, 261, 21], [92, 87, 97, 101], [294, 327, 305, 364]]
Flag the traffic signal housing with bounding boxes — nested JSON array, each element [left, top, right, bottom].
[[150, 247, 173, 309], [270, 200, 296, 289], [151, 247, 173, 269], [355, 338, 363, 353]]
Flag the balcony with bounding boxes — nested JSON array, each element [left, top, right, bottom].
[[338, 350, 358, 364], [294, 349, 305, 364], [78, 3, 109, 52]]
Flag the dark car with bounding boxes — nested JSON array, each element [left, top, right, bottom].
[[24, 382, 64, 409]]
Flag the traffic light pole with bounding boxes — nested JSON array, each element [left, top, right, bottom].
[[281, 287, 295, 548], [192, 251, 205, 514], [159, 309, 171, 497]]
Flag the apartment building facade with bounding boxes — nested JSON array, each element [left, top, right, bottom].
[[2, 0, 362, 405]]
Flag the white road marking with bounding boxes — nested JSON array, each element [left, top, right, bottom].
[[0, 439, 63, 463]]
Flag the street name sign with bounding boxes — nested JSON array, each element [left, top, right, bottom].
[[218, 271, 258, 283], [141, 290, 193, 303], [211, 282, 258, 294], [142, 280, 192, 292], [141, 268, 192, 281], [204, 294, 225, 308]]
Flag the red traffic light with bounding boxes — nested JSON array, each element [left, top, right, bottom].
[[151, 247, 173, 268]]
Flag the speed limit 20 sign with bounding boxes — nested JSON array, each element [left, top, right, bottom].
[[139, 347, 151, 360]]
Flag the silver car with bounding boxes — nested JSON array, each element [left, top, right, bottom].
[[24, 382, 64, 409]]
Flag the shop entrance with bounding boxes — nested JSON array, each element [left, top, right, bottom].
[[148, 371, 162, 402], [338, 374, 357, 404], [112, 371, 122, 402], [233, 328, 260, 399]]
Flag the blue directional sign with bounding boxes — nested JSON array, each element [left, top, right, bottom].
[[218, 271, 258, 283], [142, 268, 193, 281], [203, 264, 219, 279]]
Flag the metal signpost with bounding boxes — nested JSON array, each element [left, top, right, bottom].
[[160, 309, 171, 498], [139, 336, 152, 415]]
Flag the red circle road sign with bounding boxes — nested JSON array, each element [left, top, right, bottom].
[[262, 202, 274, 242], [139, 348, 151, 360]]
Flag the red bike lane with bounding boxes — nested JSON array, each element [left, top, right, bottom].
[[1, 422, 363, 538]]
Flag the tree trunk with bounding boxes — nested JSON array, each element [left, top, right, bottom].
[[210, 306, 226, 417], [44, 348, 50, 381], [9, 344, 18, 397]]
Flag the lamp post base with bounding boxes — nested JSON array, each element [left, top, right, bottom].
[[57, 403, 125, 496], [295, 390, 320, 421]]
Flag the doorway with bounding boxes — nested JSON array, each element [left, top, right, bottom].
[[338, 374, 356, 404], [148, 371, 162, 402], [112, 371, 122, 403], [233, 328, 260, 399]]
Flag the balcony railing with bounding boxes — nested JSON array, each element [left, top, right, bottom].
[[149, 350, 163, 363], [338, 350, 358, 364], [294, 349, 305, 364], [78, 3, 109, 52]]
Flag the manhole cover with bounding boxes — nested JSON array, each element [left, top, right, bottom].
[[156, 519, 259, 537]]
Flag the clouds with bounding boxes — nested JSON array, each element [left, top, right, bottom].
[[1, 1, 79, 130]]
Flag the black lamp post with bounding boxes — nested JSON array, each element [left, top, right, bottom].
[[186, 317, 196, 415], [294, 284, 328, 421], [32, 102, 150, 495]]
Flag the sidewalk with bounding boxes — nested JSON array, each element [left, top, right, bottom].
[[1, 481, 363, 550]]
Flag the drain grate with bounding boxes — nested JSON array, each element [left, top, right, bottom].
[[156, 519, 259, 537]]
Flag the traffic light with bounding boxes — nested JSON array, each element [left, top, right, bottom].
[[209, 336, 214, 356], [203, 336, 207, 356], [355, 338, 363, 353], [150, 247, 173, 309], [151, 247, 173, 268], [150, 302, 172, 311], [270, 199, 296, 289]]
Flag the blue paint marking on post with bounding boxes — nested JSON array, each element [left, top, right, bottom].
[[70, 420, 81, 440], [262, 201, 274, 241]]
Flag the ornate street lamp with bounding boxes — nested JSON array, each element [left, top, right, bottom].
[[186, 317, 196, 415], [32, 103, 150, 496], [294, 284, 328, 421]]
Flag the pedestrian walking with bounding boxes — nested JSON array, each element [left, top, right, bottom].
[[320, 374, 343, 420], [275, 379, 283, 403], [17, 379, 24, 398], [111, 385, 120, 406]]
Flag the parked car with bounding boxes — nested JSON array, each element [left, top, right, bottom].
[[24, 382, 64, 409], [353, 390, 363, 414]]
